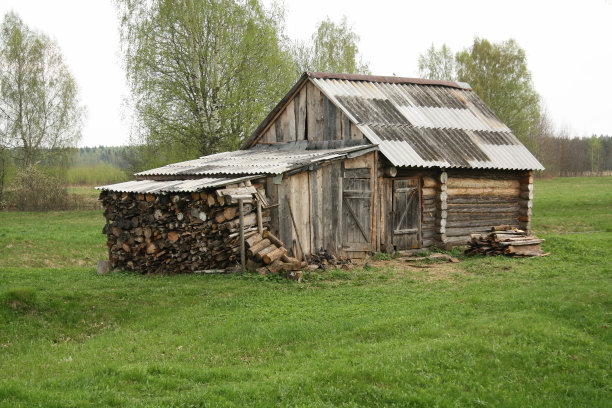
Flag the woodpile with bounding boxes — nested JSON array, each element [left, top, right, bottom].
[[464, 225, 548, 257], [246, 231, 308, 278], [99, 185, 272, 274]]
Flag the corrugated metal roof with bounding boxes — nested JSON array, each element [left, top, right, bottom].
[[96, 175, 258, 194], [306, 74, 543, 170], [135, 144, 375, 177]]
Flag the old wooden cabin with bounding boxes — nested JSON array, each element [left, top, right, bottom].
[[99, 72, 543, 269]]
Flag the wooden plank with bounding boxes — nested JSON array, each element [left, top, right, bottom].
[[343, 115, 351, 140], [331, 162, 342, 254], [350, 122, 363, 140], [275, 114, 284, 142], [277, 181, 293, 255], [344, 168, 370, 178], [307, 81, 322, 141], [309, 169, 322, 253], [266, 177, 279, 236], [285, 99, 296, 142], [299, 172, 311, 256], [297, 88, 307, 140], [323, 96, 337, 141]]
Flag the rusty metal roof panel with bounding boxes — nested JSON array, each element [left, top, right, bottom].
[[134, 144, 375, 177], [311, 75, 543, 170], [96, 176, 259, 194]]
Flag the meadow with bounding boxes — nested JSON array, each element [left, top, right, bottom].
[[0, 177, 610, 407]]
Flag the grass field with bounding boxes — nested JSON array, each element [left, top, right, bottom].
[[0, 177, 610, 407]]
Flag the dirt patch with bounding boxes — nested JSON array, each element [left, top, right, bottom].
[[352, 257, 471, 282]]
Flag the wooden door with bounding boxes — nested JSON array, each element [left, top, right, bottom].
[[392, 178, 421, 249], [342, 168, 372, 251]]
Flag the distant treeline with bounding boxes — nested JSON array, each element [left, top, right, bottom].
[[72, 146, 133, 170], [528, 135, 612, 177], [79, 135, 612, 178]]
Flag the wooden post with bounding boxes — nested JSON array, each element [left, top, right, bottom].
[[256, 200, 263, 236], [239, 198, 245, 272], [285, 195, 305, 261]]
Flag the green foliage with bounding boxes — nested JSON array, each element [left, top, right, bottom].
[[116, 0, 297, 163], [371, 251, 392, 261], [0, 12, 84, 167], [5, 166, 70, 211], [0, 178, 610, 406], [418, 43, 456, 80], [456, 38, 540, 144], [308, 16, 370, 74]]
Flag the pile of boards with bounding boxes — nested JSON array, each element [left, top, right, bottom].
[[100, 184, 270, 274], [244, 230, 308, 279], [464, 225, 548, 257]]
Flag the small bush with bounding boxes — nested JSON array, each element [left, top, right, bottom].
[[6, 166, 70, 211], [371, 251, 392, 261]]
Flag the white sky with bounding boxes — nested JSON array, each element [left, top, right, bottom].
[[0, 0, 610, 147]]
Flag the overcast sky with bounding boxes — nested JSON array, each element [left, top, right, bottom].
[[0, 0, 610, 147]]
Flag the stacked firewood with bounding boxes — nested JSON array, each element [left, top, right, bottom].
[[245, 230, 308, 278], [464, 225, 548, 257], [100, 187, 270, 274]]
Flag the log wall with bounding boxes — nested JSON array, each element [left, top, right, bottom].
[[257, 80, 364, 145], [443, 170, 523, 246]]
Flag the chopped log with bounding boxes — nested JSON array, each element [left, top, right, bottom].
[[263, 247, 287, 265], [265, 260, 285, 274], [264, 231, 284, 248], [245, 233, 263, 248], [167, 231, 179, 243], [97, 260, 111, 275], [255, 245, 277, 261], [256, 266, 271, 275], [247, 239, 271, 257]]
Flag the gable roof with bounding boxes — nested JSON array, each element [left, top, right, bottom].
[[243, 72, 544, 171]]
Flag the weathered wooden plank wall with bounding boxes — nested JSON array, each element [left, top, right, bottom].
[[254, 79, 364, 146], [267, 152, 377, 259]]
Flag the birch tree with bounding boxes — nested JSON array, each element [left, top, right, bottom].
[[418, 44, 456, 81], [456, 38, 540, 144], [116, 0, 296, 159], [0, 12, 83, 167]]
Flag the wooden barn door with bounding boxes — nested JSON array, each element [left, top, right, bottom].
[[342, 168, 372, 252], [392, 178, 421, 249]]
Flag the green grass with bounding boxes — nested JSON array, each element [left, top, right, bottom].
[[0, 176, 610, 407]]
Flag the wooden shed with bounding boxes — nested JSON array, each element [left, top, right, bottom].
[[99, 72, 543, 268]]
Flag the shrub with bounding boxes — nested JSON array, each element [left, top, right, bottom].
[[6, 166, 71, 211]]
